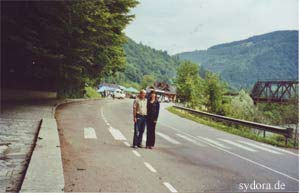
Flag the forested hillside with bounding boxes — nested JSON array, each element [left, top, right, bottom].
[[177, 30, 298, 89], [105, 38, 181, 86]]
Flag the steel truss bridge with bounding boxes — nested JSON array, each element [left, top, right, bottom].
[[250, 80, 298, 104]]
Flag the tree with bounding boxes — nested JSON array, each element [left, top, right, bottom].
[[175, 61, 204, 108], [141, 74, 155, 89], [228, 90, 256, 120], [204, 72, 225, 113], [1, 0, 138, 97]]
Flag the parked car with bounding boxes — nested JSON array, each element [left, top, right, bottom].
[[113, 89, 125, 99], [164, 96, 170, 103]]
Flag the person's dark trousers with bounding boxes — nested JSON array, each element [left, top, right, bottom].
[[146, 119, 156, 147], [133, 114, 146, 146]]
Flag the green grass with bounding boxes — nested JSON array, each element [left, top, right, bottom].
[[85, 86, 102, 99], [167, 106, 296, 148]]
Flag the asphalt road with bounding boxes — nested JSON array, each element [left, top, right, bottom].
[[55, 98, 299, 193]]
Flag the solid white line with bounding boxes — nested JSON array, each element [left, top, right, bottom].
[[157, 132, 181, 145], [144, 162, 157, 173], [198, 136, 230, 149], [132, 150, 141, 157], [176, 133, 205, 146], [163, 182, 178, 193], [108, 127, 127, 140], [218, 139, 257, 152], [160, 122, 298, 182], [238, 140, 282, 154], [84, 127, 97, 139], [123, 141, 130, 147], [258, 143, 298, 157]]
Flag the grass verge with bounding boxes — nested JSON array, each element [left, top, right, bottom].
[[167, 106, 296, 148], [85, 86, 102, 99]]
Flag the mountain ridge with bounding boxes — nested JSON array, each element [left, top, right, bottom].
[[176, 30, 298, 89]]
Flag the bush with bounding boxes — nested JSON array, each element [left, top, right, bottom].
[[85, 87, 101, 99]]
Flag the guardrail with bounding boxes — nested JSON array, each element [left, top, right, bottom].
[[173, 105, 293, 146]]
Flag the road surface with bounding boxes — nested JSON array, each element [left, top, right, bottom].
[[55, 99, 299, 192]]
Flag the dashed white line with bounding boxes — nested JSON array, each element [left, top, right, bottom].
[[123, 141, 130, 147], [106, 122, 110, 126], [163, 182, 178, 193], [84, 127, 97, 139], [198, 136, 229, 149], [218, 139, 257, 152], [144, 162, 157, 173], [157, 132, 181, 145], [176, 133, 205, 146], [108, 127, 127, 140], [238, 140, 281, 154], [100, 108, 104, 118], [160, 122, 298, 182], [132, 150, 141, 157], [259, 142, 298, 157]]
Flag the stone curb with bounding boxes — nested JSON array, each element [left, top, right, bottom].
[[20, 118, 65, 193], [19, 98, 102, 193]]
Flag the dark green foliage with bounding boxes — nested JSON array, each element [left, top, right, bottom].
[[204, 72, 226, 113], [141, 74, 155, 89], [175, 61, 204, 108], [1, 0, 138, 97], [176, 31, 299, 89], [106, 38, 181, 85]]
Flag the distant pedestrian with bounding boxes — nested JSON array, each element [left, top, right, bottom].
[[146, 90, 160, 149], [132, 90, 147, 148]]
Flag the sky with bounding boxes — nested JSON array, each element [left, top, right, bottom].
[[124, 0, 299, 55]]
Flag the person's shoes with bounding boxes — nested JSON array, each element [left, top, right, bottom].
[[132, 145, 138, 149], [146, 146, 150, 149], [137, 145, 144, 148], [149, 146, 153, 149]]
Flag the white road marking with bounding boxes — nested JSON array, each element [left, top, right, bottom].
[[84, 127, 97, 139], [160, 122, 298, 182], [108, 127, 127, 140], [144, 162, 157, 173], [218, 139, 257, 152], [176, 133, 205, 146], [132, 150, 141, 157], [123, 141, 130, 147], [100, 108, 104, 118], [163, 182, 178, 193], [238, 140, 282, 154], [106, 122, 110, 126], [258, 143, 298, 157], [157, 132, 181, 145], [197, 136, 230, 149]]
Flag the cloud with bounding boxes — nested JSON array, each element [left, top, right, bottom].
[[125, 0, 298, 54]]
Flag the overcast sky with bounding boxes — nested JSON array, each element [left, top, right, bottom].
[[124, 0, 299, 55]]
